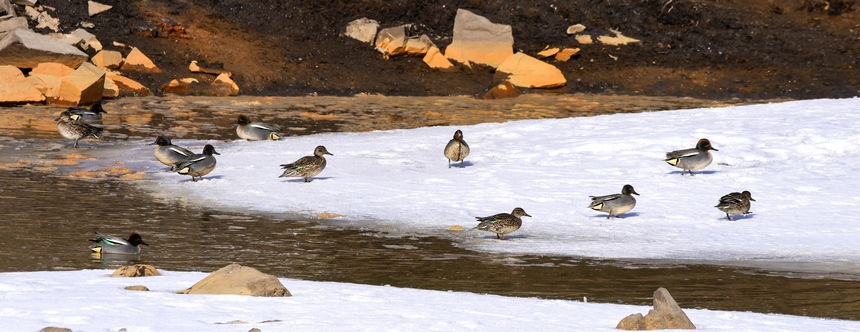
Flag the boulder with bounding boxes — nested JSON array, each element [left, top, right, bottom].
[[30, 62, 75, 77], [555, 48, 580, 62], [444, 9, 513, 68], [91, 50, 123, 69], [0, 65, 45, 103], [103, 76, 118, 98], [422, 45, 456, 72], [106, 71, 152, 96], [179, 263, 291, 297], [345, 17, 378, 44], [120, 47, 162, 73], [482, 81, 520, 100], [0, 0, 14, 18], [0, 28, 88, 68], [112, 264, 162, 277], [567, 24, 587, 35], [495, 53, 566, 89], [211, 72, 239, 96], [70, 28, 103, 51], [616, 288, 696, 330], [375, 24, 410, 57], [27, 73, 61, 99], [88, 1, 112, 17], [54, 62, 105, 106], [575, 35, 594, 44], [598, 29, 640, 46], [0, 16, 27, 37], [404, 34, 433, 56]]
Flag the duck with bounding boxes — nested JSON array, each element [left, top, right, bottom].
[[664, 138, 718, 175], [280, 145, 332, 182], [150, 136, 195, 166], [588, 184, 639, 219], [55, 110, 103, 148], [231, 115, 282, 140], [715, 191, 756, 221], [89, 232, 149, 255], [474, 207, 532, 240], [172, 144, 220, 182], [67, 103, 107, 123], [444, 129, 470, 168]]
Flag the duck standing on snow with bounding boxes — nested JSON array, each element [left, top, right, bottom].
[[474, 207, 532, 240], [279, 145, 333, 182], [444, 129, 470, 168], [151, 136, 195, 166], [89, 232, 149, 255], [67, 103, 107, 123], [55, 110, 103, 148], [587, 184, 639, 219], [231, 115, 282, 141], [664, 138, 718, 175], [172, 144, 220, 182], [715, 191, 756, 220]]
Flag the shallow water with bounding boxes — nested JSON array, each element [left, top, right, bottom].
[[1, 95, 859, 320]]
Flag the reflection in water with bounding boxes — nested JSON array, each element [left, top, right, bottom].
[[1, 169, 860, 320]]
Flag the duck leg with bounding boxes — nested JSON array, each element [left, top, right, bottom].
[[726, 213, 732, 221], [448, 159, 452, 168]]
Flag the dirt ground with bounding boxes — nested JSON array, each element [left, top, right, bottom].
[[38, 0, 859, 100]]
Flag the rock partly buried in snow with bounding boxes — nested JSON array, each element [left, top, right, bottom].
[[482, 81, 520, 100], [616, 288, 696, 330], [112, 264, 162, 277], [345, 17, 379, 44], [0, 65, 45, 103], [0, 29, 88, 69], [179, 263, 292, 297], [124, 285, 150, 291], [91, 50, 123, 68], [120, 47, 161, 73], [88, 1, 112, 17], [423, 45, 456, 72], [38, 327, 72, 332], [375, 24, 410, 57], [494, 53, 566, 89], [444, 9, 513, 68]]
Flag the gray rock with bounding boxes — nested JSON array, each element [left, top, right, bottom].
[[375, 25, 411, 57], [443, 9, 513, 68], [616, 313, 645, 330], [0, 29, 88, 68], [345, 17, 378, 44], [39, 328, 72, 332], [179, 263, 292, 297], [651, 287, 696, 329], [0, 17, 27, 37]]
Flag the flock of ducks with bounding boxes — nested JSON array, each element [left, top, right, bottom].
[[55, 104, 756, 254]]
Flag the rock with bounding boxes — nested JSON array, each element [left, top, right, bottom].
[[598, 29, 640, 46], [616, 313, 645, 330], [179, 263, 291, 297], [103, 76, 118, 98], [345, 17, 378, 44], [25, 6, 59, 32], [0, 28, 88, 68], [80, 22, 95, 29], [46, 32, 81, 46], [106, 71, 152, 96], [375, 24, 410, 57], [616, 288, 696, 330], [567, 24, 587, 35], [0, 17, 28, 37], [91, 50, 123, 68], [52, 62, 104, 106], [249, 329, 261, 332], [88, 1, 112, 17], [124, 285, 150, 291], [575, 35, 593, 44], [405, 34, 433, 56], [70, 28, 102, 51], [482, 81, 520, 100], [211, 72, 239, 96], [156, 17, 188, 38], [39, 327, 72, 332], [189, 60, 231, 76], [0, 0, 14, 18], [444, 9, 513, 68], [112, 264, 161, 277], [27, 73, 61, 99], [161, 77, 198, 95], [120, 47, 162, 73], [0, 65, 45, 103], [536, 47, 559, 58], [423, 45, 456, 72], [130, 20, 158, 38], [30, 62, 75, 76], [495, 53, 566, 89], [555, 48, 580, 62]]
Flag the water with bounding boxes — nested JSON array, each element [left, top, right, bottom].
[[1, 95, 859, 320]]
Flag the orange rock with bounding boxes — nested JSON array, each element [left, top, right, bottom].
[[555, 48, 581, 62], [106, 72, 152, 97], [0, 65, 45, 103], [536, 47, 559, 58], [92, 50, 123, 69], [495, 53, 566, 89], [52, 63, 105, 106], [422, 46, 456, 72], [444, 9, 513, 68], [120, 47, 162, 73], [211, 73, 239, 96], [482, 81, 521, 100], [30, 62, 75, 77]]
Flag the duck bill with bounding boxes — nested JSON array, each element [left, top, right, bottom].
[[632, 191, 640, 196], [710, 147, 719, 151], [229, 121, 238, 125], [140, 241, 150, 246]]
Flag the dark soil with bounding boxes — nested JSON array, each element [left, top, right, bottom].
[[38, 0, 859, 99]]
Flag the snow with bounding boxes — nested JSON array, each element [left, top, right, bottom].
[[4, 98, 860, 330]]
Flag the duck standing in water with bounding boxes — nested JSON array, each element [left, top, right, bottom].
[[664, 138, 718, 175], [444, 129, 470, 168], [231, 115, 282, 141], [55, 110, 103, 148], [67, 103, 107, 123], [89, 232, 149, 255], [474, 207, 532, 240], [715, 191, 756, 220], [151, 136, 195, 166], [588, 184, 639, 219], [173, 144, 220, 182], [280, 145, 333, 182]]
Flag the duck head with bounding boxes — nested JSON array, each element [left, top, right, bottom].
[[511, 207, 532, 218], [741, 190, 756, 201], [231, 115, 251, 126], [622, 184, 640, 196], [91, 103, 107, 114], [151, 136, 172, 146], [314, 145, 333, 157], [453, 129, 464, 141], [696, 138, 718, 151], [202, 144, 221, 156], [127, 233, 149, 247]]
